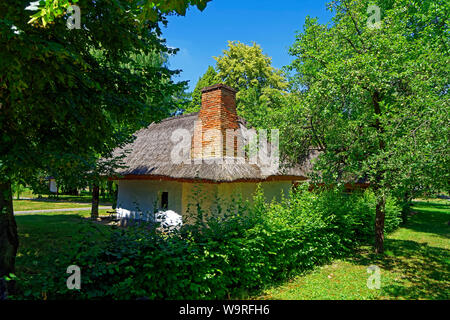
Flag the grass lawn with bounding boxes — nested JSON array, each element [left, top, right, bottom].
[[256, 199, 450, 300], [13, 209, 112, 299], [13, 200, 91, 211]]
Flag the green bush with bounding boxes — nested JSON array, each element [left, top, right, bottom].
[[61, 185, 400, 299], [310, 188, 402, 241]]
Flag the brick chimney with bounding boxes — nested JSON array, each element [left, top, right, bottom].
[[192, 84, 239, 161]]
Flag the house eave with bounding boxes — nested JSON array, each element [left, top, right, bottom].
[[109, 174, 308, 184]]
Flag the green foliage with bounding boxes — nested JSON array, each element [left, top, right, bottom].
[[0, 0, 186, 186], [280, 0, 448, 252], [15, 185, 401, 300], [0, 0, 198, 286], [11, 180, 26, 200], [214, 41, 290, 127], [215, 41, 288, 92], [187, 41, 291, 127], [185, 66, 219, 113], [28, 0, 79, 27], [283, 0, 449, 197], [28, 0, 212, 27]]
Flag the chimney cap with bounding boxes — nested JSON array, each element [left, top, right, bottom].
[[201, 83, 237, 94]]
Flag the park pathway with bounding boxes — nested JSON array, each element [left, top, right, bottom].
[[14, 206, 111, 214]]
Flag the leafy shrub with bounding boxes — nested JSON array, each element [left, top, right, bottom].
[[310, 188, 402, 242]]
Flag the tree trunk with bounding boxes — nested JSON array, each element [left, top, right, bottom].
[[91, 184, 99, 220], [107, 180, 113, 199], [0, 180, 19, 299], [112, 184, 118, 210], [100, 186, 105, 201], [374, 194, 386, 254]]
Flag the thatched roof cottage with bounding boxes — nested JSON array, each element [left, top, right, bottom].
[[111, 84, 314, 223]]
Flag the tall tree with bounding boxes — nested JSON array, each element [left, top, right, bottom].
[[185, 65, 218, 113], [0, 0, 210, 297], [192, 41, 290, 127], [215, 41, 287, 90], [282, 0, 449, 253]]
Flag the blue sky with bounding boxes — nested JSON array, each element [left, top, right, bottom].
[[162, 0, 333, 91]]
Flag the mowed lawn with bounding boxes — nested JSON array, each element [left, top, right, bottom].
[[14, 210, 112, 299], [257, 199, 450, 300], [13, 198, 112, 211], [13, 200, 91, 211]]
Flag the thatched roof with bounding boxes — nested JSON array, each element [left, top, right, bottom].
[[111, 112, 316, 183]]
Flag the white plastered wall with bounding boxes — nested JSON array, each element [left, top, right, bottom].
[[116, 180, 182, 221], [181, 181, 293, 223], [117, 179, 293, 223]]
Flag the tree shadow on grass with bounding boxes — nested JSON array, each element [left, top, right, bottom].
[[346, 200, 450, 300], [347, 199, 450, 301], [413, 200, 449, 208], [402, 211, 450, 239], [349, 239, 449, 299]]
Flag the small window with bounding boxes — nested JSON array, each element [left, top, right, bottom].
[[161, 192, 169, 210]]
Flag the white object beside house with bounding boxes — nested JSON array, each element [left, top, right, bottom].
[[49, 178, 57, 193], [155, 210, 183, 229]]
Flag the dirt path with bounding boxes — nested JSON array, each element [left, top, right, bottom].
[[14, 206, 112, 214]]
